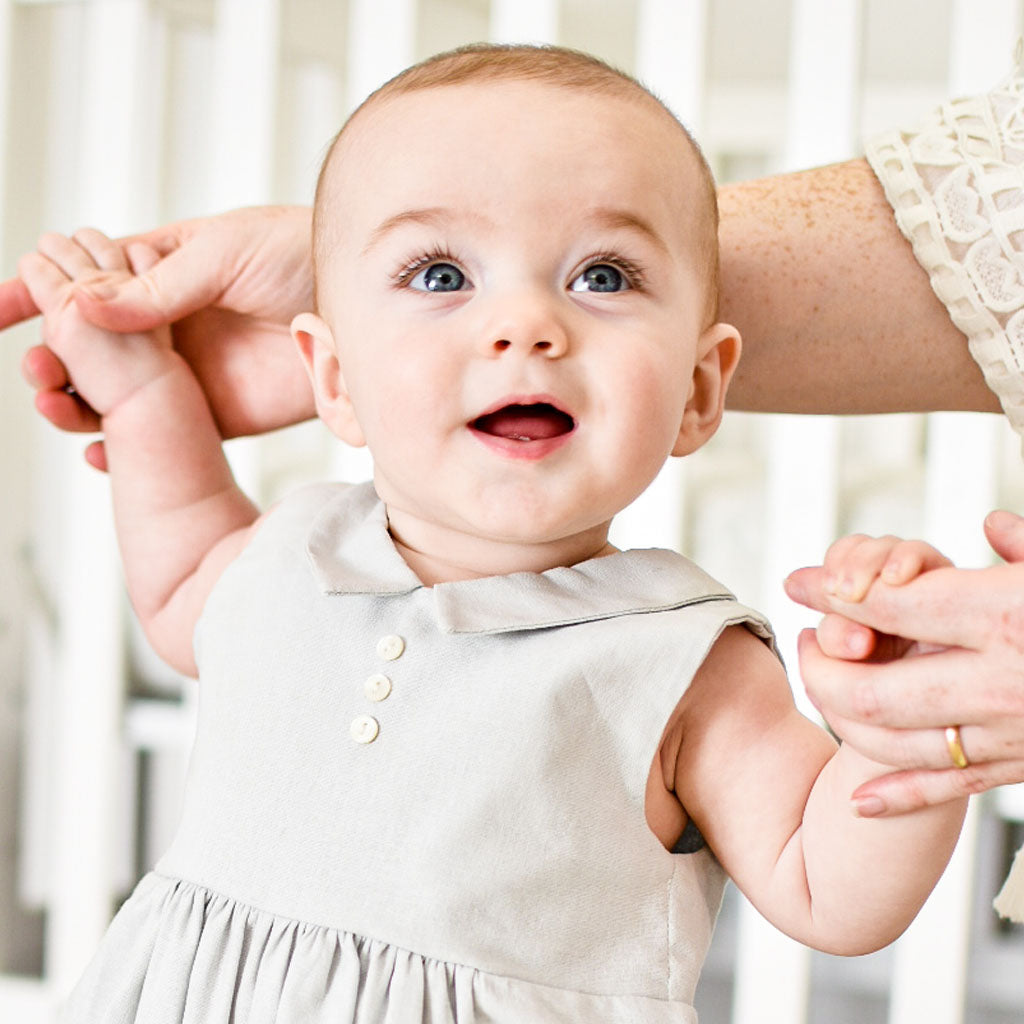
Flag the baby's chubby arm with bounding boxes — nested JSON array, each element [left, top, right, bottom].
[[661, 537, 965, 955], [19, 230, 259, 676]]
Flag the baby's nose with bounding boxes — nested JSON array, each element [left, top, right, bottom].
[[481, 291, 570, 357]]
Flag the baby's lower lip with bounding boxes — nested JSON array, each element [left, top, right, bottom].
[[468, 427, 574, 460]]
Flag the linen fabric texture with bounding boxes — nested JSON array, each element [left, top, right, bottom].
[[61, 482, 776, 1023]]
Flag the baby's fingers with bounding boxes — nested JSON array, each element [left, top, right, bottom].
[[36, 232, 101, 279], [878, 539, 952, 586], [71, 227, 128, 273], [823, 534, 902, 602], [125, 240, 162, 276], [17, 250, 73, 309], [813, 613, 877, 660]]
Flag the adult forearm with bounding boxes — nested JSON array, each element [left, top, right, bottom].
[[718, 159, 999, 415]]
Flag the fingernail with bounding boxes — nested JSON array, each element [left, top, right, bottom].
[[852, 795, 886, 818], [881, 560, 900, 582], [783, 575, 806, 602], [823, 572, 838, 594], [986, 509, 1014, 531]]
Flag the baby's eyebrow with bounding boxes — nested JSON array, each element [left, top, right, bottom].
[[362, 207, 490, 255], [361, 205, 669, 257], [585, 207, 670, 255]]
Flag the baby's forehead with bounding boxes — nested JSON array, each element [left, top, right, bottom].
[[324, 78, 699, 188]]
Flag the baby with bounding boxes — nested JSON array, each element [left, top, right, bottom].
[[21, 43, 965, 1024]]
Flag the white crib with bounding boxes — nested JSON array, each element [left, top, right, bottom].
[[1, 1, 1023, 1021]]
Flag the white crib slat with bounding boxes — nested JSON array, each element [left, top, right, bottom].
[[888, 413, 999, 1024], [44, 469, 125, 997], [0, 978, 58, 1024], [75, 0, 158, 232], [923, 416, 1000, 567], [888, 5, 1012, 1009], [489, 0, 558, 46], [208, 0, 280, 211], [635, 0, 706, 132], [280, 59, 344, 203], [949, 0, 1020, 95], [346, 0, 417, 112], [39, 0, 155, 996], [889, 806, 979, 1024], [784, 0, 862, 169], [208, 0, 282, 496]]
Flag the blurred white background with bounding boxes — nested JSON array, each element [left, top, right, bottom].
[[2, 1, 1024, 1021]]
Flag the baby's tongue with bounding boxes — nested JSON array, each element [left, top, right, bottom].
[[475, 403, 573, 441]]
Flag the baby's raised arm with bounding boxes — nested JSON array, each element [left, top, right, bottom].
[[662, 536, 966, 953], [19, 230, 260, 676], [668, 628, 966, 953]]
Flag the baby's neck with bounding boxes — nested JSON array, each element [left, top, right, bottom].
[[386, 510, 617, 586]]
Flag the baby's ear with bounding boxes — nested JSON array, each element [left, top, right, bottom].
[[291, 312, 366, 447], [672, 322, 741, 457]]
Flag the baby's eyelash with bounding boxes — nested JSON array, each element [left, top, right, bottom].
[[391, 247, 463, 288], [582, 252, 647, 290]]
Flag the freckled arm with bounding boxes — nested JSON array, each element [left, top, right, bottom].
[[717, 159, 998, 415]]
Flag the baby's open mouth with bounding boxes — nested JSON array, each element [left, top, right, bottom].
[[471, 403, 575, 442]]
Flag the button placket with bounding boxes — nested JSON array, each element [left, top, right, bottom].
[[350, 635, 405, 744]]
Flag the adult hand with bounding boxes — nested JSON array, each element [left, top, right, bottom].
[[784, 510, 1024, 815], [4, 206, 317, 469]]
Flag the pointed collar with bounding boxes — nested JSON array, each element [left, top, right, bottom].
[[305, 482, 733, 635]]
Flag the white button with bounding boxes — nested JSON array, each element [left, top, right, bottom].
[[365, 673, 392, 702], [351, 715, 379, 744], [376, 634, 405, 661]]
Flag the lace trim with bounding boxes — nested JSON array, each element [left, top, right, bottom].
[[864, 63, 1024, 441]]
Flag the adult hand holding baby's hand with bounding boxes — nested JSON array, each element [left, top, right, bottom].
[[19, 230, 176, 417], [6, 206, 317, 468], [785, 512, 1024, 815]]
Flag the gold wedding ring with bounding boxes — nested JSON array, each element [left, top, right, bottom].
[[945, 726, 969, 770]]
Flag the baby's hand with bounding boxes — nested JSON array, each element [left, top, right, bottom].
[[18, 229, 173, 417], [820, 533, 952, 604], [789, 533, 953, 663]]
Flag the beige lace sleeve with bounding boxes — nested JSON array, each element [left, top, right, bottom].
[[865, 67, 1024, 438]]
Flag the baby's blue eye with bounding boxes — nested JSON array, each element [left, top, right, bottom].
[[570, 263, 630, 293], [410, 262, 467, 292]]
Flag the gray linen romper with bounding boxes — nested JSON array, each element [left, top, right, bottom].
[[61, 481, 775, 1023]]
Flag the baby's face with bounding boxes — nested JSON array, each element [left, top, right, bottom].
[[309, 79, 726, 567]]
